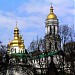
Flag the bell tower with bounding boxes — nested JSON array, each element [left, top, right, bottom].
[[45, 4, 61, 52], [45, 4, 58, 35]]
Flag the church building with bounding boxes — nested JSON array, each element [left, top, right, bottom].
[[45, 4, 61, 52], [7, 23, 25, 54], [45, 4, 61, 65], [29, 4, 62, 70]]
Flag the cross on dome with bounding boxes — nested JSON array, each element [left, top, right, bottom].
[[51, 3, 52, 7], [16, 21, 18, 27], [14, 21, 19, 31], [47, 3, 57, 19]]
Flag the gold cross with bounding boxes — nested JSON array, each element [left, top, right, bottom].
[[51, 3, 52, 7], [16, 21, 18, 27]]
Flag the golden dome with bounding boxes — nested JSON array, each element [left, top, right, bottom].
[[20, 44, 25, 49], [47, 4, 57, 20], [8, 23, 25, 50], [9, 39, 21, 47], [12, 39, 21, 44], [47, 13, 57, 19]]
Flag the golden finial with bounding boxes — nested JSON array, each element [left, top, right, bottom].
[[16, 21, 18, 27], [14, 21, 19, 31], [47, 3, 57, 19], [51, 3, 52, 7], [50, 3, 53, 13]]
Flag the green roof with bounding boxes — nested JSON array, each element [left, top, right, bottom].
[[10, 50, 63, 60], [30, 51, 60, 60]]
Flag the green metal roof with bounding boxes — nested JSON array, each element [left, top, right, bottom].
[[30, 50, 60, 60], [10, 50, 63, 60]]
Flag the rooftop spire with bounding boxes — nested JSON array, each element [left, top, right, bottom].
[[51, 3, 52, 7], [50, 3, 53, 13], [47, 3, 57, 19], [16, 21, 18, 28], [14, 21, 19, 31]]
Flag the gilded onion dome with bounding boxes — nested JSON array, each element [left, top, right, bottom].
[[10, 26, 20, 46], [20, 43, 25, 49], [8, 25, 25, 49], [19, 35, 25, 49], [47, 4, 57, 20]]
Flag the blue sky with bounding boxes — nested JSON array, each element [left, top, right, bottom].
[[0, 0, 74, 48]]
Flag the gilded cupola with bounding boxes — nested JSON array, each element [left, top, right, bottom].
[[8, 23, 25, 52], [19, 35, 25, 49], [47, 4, 57, 20]]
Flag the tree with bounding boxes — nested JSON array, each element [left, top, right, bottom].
[[28, 40, 37, 51], [59, 25, 75, 74], [5, 52, 9, 63], [59, 25, 75, 45], [64, 42, 75, 74], [0, 51, 2, 61], [28, 38, 46, 51], [0, 41, 7, 53], [0, 41, 7, 62]]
